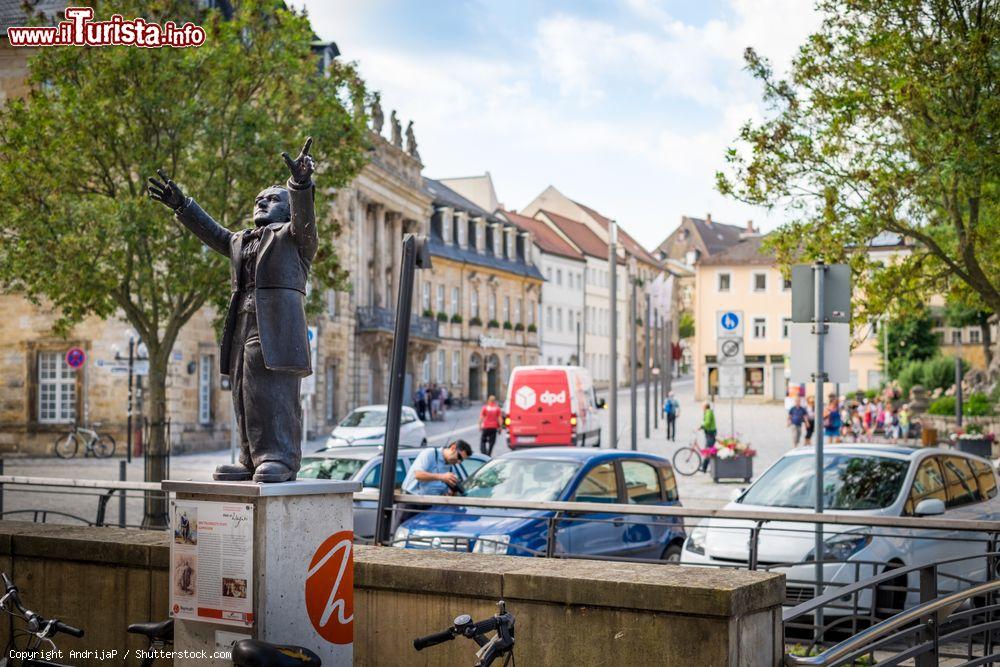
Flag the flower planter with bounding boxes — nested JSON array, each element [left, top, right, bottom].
[[956, 437, 992, 459], [711, 456, 753, 483]]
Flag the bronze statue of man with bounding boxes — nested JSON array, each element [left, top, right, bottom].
[[148, 138, 318, 483]]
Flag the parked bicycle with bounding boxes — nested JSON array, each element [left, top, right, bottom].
[[130, 617, 320, 667], [53, 423, 115, 459], [414, 600, 515, 666], [1, 572, 83, 667], [671, 432, 705, 476]]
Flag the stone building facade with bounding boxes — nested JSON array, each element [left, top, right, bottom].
[[420, 179, 543, 402]]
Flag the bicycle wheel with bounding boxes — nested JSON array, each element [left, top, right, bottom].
[[54, 432, 80, 459], [93, 434, 116, 458], [672, 447, 702, 476]]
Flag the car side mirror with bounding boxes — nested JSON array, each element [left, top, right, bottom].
[[914, 498, 945, 516]]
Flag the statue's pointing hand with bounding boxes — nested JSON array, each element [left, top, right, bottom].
[[147, 169, 186, 211], [282, 137, 315, 187]]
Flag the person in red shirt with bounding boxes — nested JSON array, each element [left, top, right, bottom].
[[479, 395, 502, 456]]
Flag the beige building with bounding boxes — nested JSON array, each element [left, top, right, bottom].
[[693, 234, 895, 402], [419, 179, 542, 401]]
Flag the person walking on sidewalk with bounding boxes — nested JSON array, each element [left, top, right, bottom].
[[479, 395, 502, 456], [788, 396, 808, 447], [663, 391, 679, 441], [698, 402, 717, 472]]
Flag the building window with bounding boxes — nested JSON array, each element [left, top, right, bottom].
[[546, 307, 553, 329], [718, 273, 731, 292], [782, 276, 792, 291], [325, 364, 336, 422], [456, 215, 466, 246], [451, 287, 459, 316], [505, 231, 514, 259], [437, 350, 446, 382], [471, 290, 479, 318], [528, 300, 535, 325], [782, 317, 791, 339], [556, 269, 563, 286], [970, 328, 981, 344], [436, 284, 445, 313], [422, 282, 431, 311], [503, 296, 510, 322], [952, 330, 962, 345], [38, 351, 76, 424], [546, 267, 552, 282], [422, 354, 430, 383], [489, 293, 497, 320], [753, 317, 767, 339], [326, 289, 338, 317], [451, 351, 460, 384], [752, 272, 767, 292], [556, 308, 563, 332], [515, 298, 522, 324], [198, 355, 212, 425]]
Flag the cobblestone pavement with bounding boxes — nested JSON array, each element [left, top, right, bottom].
[[0, 375, 794, 524]]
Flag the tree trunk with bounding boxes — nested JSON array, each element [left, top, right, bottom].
[[141, 351, 171, 529]]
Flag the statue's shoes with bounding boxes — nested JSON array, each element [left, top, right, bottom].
[[253, 461, 297, 483], [214, 463, 253, 481]]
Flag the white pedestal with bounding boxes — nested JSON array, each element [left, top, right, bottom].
[[163, 479, 360, 666]]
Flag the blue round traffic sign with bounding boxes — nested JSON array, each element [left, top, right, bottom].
[[65, 347, 86, 369], [721, 312, 740, 331]]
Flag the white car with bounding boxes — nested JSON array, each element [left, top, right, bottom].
[[322, 405, 427, 449], [682, 444, 1000, 615]]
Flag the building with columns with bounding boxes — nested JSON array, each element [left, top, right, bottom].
[[419, 179, 543, 402]]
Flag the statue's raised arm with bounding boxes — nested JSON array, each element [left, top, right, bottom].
[[280, 137, 318, 261], [148, 168, 231, 257]]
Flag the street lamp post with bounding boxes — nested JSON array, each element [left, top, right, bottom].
[[609, 222, 618, 448], [629, 257, 638, 451], [653, 308, 659, 430], [644, 293, 651, 439]]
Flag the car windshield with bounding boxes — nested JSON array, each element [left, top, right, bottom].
[[739, 453, 908, 510], [339, 410, 386, 428], [463, 459, 579, 501], [299, 457, 365, 481]]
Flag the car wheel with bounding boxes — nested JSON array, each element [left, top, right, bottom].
[[875, 562, 906, 620], [661, 544, 682, 563]]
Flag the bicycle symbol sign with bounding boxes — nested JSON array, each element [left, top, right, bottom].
[[65, 347, 86, 369], [720, 312, 739, 331]]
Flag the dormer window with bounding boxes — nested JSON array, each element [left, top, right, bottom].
[[474, 219, 486, 253], [442, 210, 452, 244], [505, 229, 515, 259], [456, 213, 466, 247], [492, 224, 501, 258]]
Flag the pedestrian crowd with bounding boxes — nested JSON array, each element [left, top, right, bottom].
[[787, 386, 914, 447], [414, 383, 449, 422]]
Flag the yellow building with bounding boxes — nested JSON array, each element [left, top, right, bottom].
[[421, 179, 543, 401], [693, 235, 900, 402]]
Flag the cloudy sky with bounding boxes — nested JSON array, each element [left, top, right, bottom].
[[297, 0, 822, 249]]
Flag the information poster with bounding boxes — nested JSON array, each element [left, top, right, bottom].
[[170, 500, 254, 627]]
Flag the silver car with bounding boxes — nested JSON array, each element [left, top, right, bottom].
[[298, 446, 489, 539], [322, 405, 427, 449]]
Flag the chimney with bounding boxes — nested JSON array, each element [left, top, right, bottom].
[[705, 213, 712, 226], [746, 219, 754, 233]]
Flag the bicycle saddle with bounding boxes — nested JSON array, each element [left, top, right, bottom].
[[127, 619, 174, 642], [231, 639, 321, 667]]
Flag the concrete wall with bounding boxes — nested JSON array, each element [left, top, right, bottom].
[[0, 521, 784, 666]]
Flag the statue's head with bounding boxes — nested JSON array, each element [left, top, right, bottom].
[[253, 186, 290, 227]]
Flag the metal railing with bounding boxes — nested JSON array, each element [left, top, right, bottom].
[[784, 552, 1000, 666]]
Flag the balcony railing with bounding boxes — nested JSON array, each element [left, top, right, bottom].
[[356, 306, 439, 341]]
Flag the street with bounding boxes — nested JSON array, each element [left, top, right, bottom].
[[0, 374, 792, 525]]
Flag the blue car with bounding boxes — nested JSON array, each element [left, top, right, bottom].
[[394, 448, 686, 561]]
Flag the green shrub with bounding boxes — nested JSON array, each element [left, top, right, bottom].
[[469, 316, 483, 326], [487, 319, 500, 329], [896, 355, 968, 398], [928, 395, 956, 415], [514, 322, 525, 331], [450, 313, 462, 324], [436, 312, 448, 322], [527, 323, 537, 333], [503, 321, 513, 330], [864, 388, 879, 400], [422, 308, 433, 318], [964, 392, 995, 416]]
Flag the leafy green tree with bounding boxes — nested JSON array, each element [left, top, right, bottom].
[[718, 0, 1000, 362], [0, 0, 368, 508], [875, 310, 939, 378], [678, 311, 695, 339]]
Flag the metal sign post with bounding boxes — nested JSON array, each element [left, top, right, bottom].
[[812, 262, 826, 643], [609, 222, 618, 448], [645, 293, 651, 439], [375, 234, 431, 547], [630, 260, 638, 452], [716, 310, 745, 437]]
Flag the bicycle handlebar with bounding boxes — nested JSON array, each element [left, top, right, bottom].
[[413, 627, 456, 651], [1, 572, 84, 639]]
